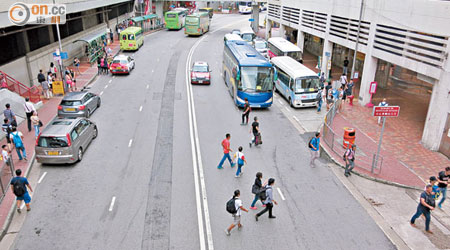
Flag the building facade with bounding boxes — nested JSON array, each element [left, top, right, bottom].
[[266, 0, 450, 153]]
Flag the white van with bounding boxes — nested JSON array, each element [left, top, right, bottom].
[[268, 37, 302, 61], [224, 34, 245, 42]]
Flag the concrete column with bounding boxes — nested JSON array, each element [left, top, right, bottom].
[[48, 26, 55, 43], [279, 24, 285, 38], [251, 4, 259, 32], [321, 40, 333, 80], [358, 56, 377, 105], [296, 30, 304, 53], [155, 1, 163, 20], [421, 42, 450, 150], [265, 18, 271, 39]]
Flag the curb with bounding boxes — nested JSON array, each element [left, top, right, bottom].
[[320, 145, 422, 191], [0, 153, 35, 241]]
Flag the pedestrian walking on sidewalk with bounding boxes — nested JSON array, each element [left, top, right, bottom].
[[2, 145, 11, 167], [3, 103, 17, 127], [41, 73, 51, 99], [0, 73, 7, 89], [109, 30, 114, 43], [429, 176, 441, 201], [2, 118, 12, 150], [23, 98, 36, 132], [65, 71, 73, 92], [10, 127, 27, 161], [377, 98, 388, 124], [10, 169, 33, 213], [37, 69, 47, 96], [225, 189, 248, 236], [316, 90, 323, 113], [343, 57, 349, 75], [437, 167, 450, 209], [344, 144, 356, 177], [249, 116, 261, 147], [346, 80, 354, 103], [97, 57, 102, 75], [410, 184, 435, 234], [250, 172, 266, 209], [31, 111, 41, 139], [319, 72, 325, 88], [233, 146, 247, 177], [339, 73, 348, 90], [73, 57, 81, 75], [255, 178, 278, 221], [241, 98, 251, 125], [309, 132, 321, 167], [69, 68, 77, 91], [326, 82, 333, 111], [217, 133, 235, 169]]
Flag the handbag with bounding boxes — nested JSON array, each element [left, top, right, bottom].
[[252, 184, 260, 194], [38, 120, 43, 127]]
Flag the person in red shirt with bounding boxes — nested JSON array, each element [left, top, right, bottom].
[[218, 133, 235, 169]]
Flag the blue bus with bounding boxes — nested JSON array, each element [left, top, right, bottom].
[[222, 41, 276, 108]]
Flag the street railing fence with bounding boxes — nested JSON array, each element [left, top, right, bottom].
[[0, 158, 15, 205], [322, 99, 383, 174]]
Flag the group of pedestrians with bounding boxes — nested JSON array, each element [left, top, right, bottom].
[[410, 167, 450, 233], [317, 72, 354, 113]]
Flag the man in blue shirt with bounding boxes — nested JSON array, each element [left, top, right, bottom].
[[410, 184, 435, 234], [10, 169, 33, 213], [309, 132, 321, 168]]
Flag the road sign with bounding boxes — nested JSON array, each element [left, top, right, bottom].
[[52, 80, 65, 95], [249, 18, 254, 21], [325, 52, 331, 57], [372, 106, 400, 117], [60, 52, 68, 59], [369, 81, 377, 94]]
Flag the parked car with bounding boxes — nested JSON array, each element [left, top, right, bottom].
[[35, 117, 98, 164], [109, 55, 135, 74], [58, 91, 101, 118], [191, 61, 211, 84], [253, 38, 269, 58]]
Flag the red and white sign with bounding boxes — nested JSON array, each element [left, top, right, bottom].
[[373, 106, 400, 117], [369, 81, 377, 94]]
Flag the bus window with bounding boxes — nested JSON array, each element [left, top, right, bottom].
[[240, 67, 273, 92], [287, 51, 302, 61], [277, 69, 290, 87], [167, 13, 177, 18], [128, 34, 135, 40], [294, 77, 320, 93], [122, 34, 127, 40]]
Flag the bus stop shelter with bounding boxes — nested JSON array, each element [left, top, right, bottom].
[[73, 31, 107, 64], [131, 14, 161, 32]]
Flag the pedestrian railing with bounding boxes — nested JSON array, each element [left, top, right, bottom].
[[0, 70, 41, 103], [0, 159, 15, 205], [322, 99, 383, 174]]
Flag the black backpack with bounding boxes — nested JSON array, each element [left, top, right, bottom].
[[13, 178, 26, 197], [226, 198, 237, 214], [259, 186, 269, 201], [308, 137, 314, 148]]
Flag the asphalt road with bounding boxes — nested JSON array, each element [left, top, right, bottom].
[[11, 14, 396, 250]]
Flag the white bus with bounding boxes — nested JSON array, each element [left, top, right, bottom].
[[271, 56, 320, 108], [224, 34, 245, 42], [268, 37, 302, 62], [239, 2, 252, 14], [240, 27, 256, 44]]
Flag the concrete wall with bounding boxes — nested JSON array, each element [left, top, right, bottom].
[[0, 57, 29, 87]]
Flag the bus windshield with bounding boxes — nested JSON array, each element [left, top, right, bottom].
[[239, 2, 251, 6], [242, 33, 253, 42], [294, 76, 320, 93], [287, 51, 302, 61], [240, 67, 273, 92], [186, 17, 199, 25]]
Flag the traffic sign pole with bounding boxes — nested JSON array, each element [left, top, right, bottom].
[[372, 116, 385, 173]]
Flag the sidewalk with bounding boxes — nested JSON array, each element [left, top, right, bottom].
[[0, 39, 120, 239]]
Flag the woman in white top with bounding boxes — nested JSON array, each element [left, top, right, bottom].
[[30, 111, 41, 139]]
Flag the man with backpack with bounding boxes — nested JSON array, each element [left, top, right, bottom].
[[10, 169, 33, 213], [410, 184, 435, 234], [255, 178, 277, 221], [10, 127, 27, 161], [2, 118, 12, 150], [233, 146, 247, 177], [249, 116, 261, 147], [309, 132, 321, 168], [225, 189, 248, 236], [344, 144, 356, 177], [3, 103, 17, 127]]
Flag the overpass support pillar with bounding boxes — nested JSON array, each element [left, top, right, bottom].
[[251, 4, 259, 32]]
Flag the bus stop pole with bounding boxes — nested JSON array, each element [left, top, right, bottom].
[[372, 116, 385, 173]]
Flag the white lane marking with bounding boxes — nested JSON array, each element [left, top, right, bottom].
[[151, 69, 154, 73], [37, 172, 47, 184], [139, 106, 143, 112], [277, 188, 286, 201], [278, 100, 283, 105], [128, 139, 133, 147], [186, 34, 213, 250], [293, 116, 300, 122], [109, 197, 116, 211], [146, 84, 149, 89], [99, 91, 104, 96], [104, 85, 108, 89], [108, 79, 112, 83], [284, 106, 290, 112]]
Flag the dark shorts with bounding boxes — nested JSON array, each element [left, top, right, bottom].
[[327, 98, 334, 104], [5, 135, 11, 143], [17, 192, 31, 203]]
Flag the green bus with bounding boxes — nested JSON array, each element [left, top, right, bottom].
[[120, 26, 144, 51], [164, 9, 188, 30], [185, 12, 210, 36]]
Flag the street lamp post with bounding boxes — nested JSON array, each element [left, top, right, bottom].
[[53, 0, 65, 88], [350, 0, 364, 81]]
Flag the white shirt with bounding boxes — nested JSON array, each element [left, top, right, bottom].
[[24, 101, 36, 113], [10, 131, 23, 140], [379, 101, 388, 107], [234, 198, 243, 216], [1, 150, 9, 162], [340, 75, 347, 84]]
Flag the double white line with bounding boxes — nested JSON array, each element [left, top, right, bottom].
[[186, 34, 214, 250]]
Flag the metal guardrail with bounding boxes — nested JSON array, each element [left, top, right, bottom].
[[0, 70, 41, 103], [0, 157, 15, 205], [322, 98, 383, 174]]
